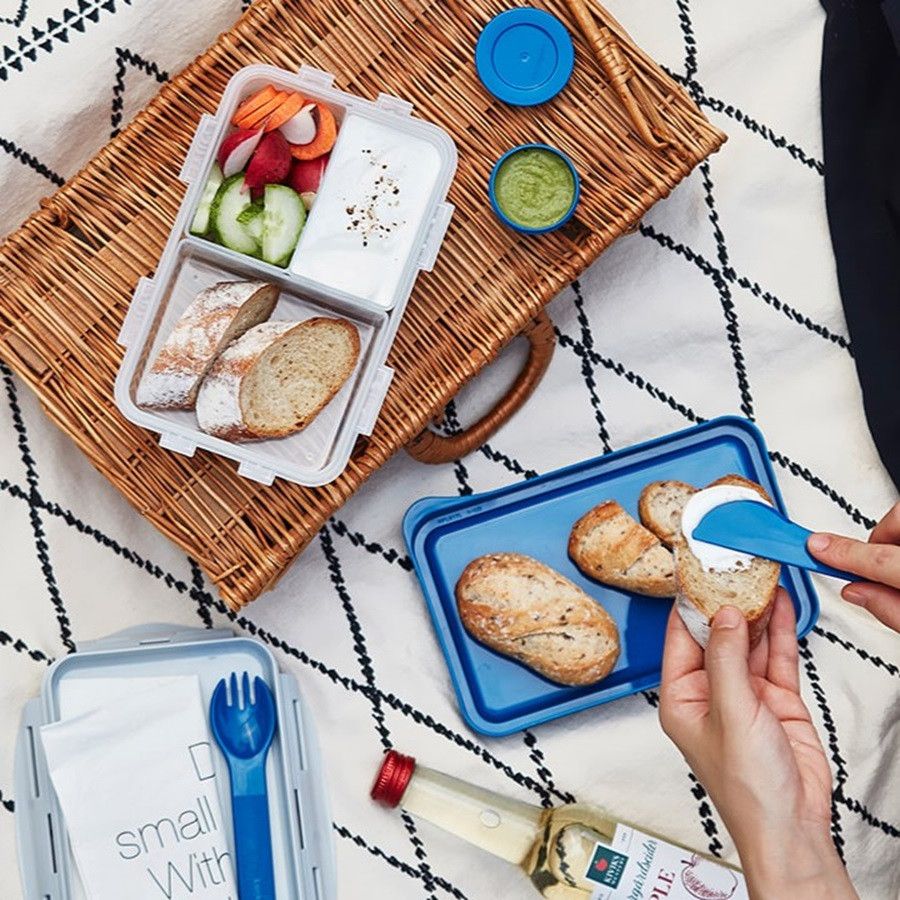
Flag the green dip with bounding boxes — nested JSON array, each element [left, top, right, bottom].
[[493, 148, 575, 230]]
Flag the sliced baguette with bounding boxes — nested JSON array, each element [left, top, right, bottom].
[[456, 553, 620, 686], [137, 280, 278, 410], [569, 501, 675, 597], [673, 474, 780, 647], [638, 480, 697, 547], [196, 316, 360, 442]]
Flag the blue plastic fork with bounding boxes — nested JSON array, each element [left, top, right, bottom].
[[210, 672, 277, 900]]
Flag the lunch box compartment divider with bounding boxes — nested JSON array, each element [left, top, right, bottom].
[[114, 63, 457, 487], [116, 236, 391, 484]]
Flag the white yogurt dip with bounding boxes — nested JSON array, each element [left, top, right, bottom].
[[291, 112, 443, 308], [680, 484, 771, 572]]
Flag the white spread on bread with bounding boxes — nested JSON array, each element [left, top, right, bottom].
[[680, 484, 771, 573]]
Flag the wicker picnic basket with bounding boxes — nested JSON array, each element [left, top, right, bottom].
[[0, 0, 724, 609]]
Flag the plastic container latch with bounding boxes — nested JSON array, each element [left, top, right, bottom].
[[297, 65, 336, 92], [356, 366, 394, 436], [76, 625, 232, 653], [179, 114, 218, 184], [118, 276, 155, 348], [238, 460, 276, 485], [158, 432, 197, 458], [375, 93, 413, 116], [418, 202, 455, 271]]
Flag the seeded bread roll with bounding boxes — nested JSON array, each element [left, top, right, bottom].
[[638, 480, 698, 547], [196, 316, 360, 442], [456, 553, 620, 686], [569, 501, 674, 597], [673, 475, 781, 647], [137, 280, 278, 410]]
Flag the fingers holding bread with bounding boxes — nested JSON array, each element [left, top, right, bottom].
[[456, 553, 620, 686], [570, 474, 783, 650], [672, 475, 780, 649]]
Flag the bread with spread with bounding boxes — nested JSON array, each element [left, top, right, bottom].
[[670, 475, 781, 648]]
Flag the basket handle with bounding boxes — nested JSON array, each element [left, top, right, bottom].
[[565, 0, 673, 152], [406, 311, 556, 464]]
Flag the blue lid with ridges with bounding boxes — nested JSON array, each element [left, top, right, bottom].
[[475, 7, 575, 106]]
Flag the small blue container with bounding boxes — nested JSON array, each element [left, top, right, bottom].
[[403, 416, 820, 737], [489, 143, 581, 234]]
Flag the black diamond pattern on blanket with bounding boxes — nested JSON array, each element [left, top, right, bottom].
[[1, 1, 899, 898], [109, 45, 167, 137]]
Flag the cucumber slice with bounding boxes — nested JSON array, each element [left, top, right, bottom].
[[262, 185, 306, 267], [210, 173, 260, 256], [236, 201, 264, 243], [189, 162, 224, 236]]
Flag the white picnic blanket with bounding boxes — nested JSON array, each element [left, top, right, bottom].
[[1, 1, 898, 899]]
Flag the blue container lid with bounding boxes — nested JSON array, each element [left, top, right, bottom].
[[475, 7, 575, 106]]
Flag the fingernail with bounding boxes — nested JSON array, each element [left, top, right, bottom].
[[843, 585, 866, 604], [714, 606, 743, 629], [808, 533, 831, 552]]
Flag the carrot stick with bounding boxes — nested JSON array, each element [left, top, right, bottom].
[[263, 93, 307, 132], [231, 85, 277, 127]]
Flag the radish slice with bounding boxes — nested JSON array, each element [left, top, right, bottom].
[[279, 103, 317, 146], [218, 128, 264, 177]]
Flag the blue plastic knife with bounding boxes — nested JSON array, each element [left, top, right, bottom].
[[692, 500, 859, 581]]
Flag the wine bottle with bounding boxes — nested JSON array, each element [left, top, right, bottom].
[[371, 751, 748, 900]]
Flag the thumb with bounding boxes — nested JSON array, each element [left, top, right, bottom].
[[705, 606, 755, 722]]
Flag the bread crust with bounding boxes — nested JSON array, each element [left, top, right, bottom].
[[568, 501, 674, 597], [456, 553, 620, 686], [673, 474, 780, 647], [196, 316, 359, 442], [137, 280, 278, 410], [638, 480, 697, 547]]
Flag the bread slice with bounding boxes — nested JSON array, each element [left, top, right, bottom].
[[137, 280, 278, 410], [196, 316, 360, 442], [639, 480, 697, 547], [456, 553, 620, 686], [569, 501, 674, 597], [673, 474, 780, 647]]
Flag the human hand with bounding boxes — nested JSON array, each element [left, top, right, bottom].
[[808, 502, 900, 632], [659, 590, 857, 899]]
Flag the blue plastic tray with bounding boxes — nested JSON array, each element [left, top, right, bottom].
[[403, 416, 820, 736]]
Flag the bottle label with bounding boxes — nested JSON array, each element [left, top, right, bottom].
[[585, 824, 749, 900]]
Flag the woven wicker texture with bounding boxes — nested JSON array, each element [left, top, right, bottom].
[[0, 0, 724, 609]]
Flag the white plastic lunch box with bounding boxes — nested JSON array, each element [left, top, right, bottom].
[[115, 64, 457, 487], [15, 624, 335, 900]]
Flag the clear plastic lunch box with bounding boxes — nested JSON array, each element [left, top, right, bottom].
[[15, 624, 335, 900], [114, 64, 457, 487]]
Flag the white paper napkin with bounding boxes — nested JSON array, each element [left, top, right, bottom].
[[40, 676, 237, 900]]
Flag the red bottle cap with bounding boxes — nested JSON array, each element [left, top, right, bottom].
[[371, 750, 417, 808]]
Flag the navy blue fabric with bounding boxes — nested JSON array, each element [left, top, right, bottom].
[[821, 0, 900, 489]]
